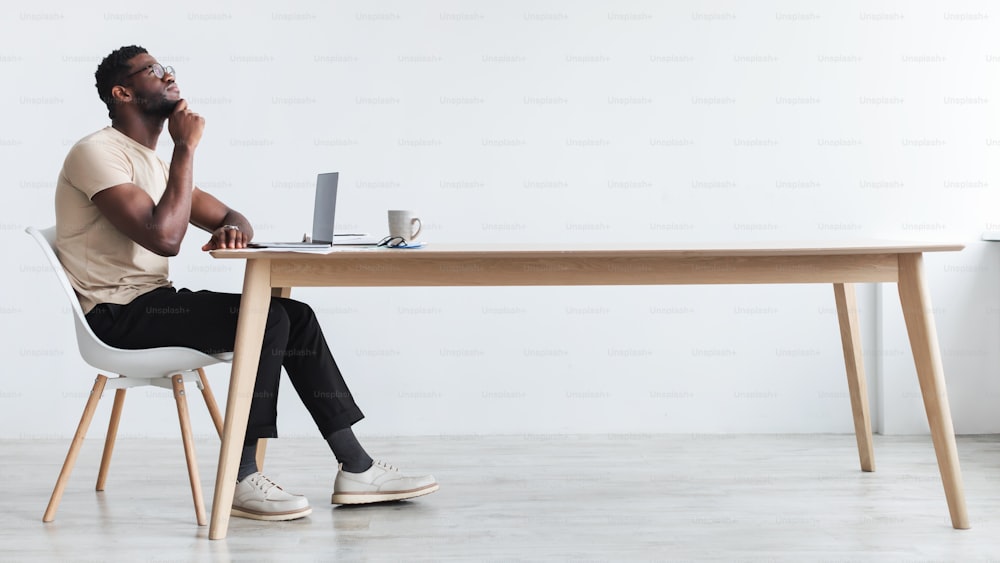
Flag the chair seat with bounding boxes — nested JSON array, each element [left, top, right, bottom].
[[74, 322, 234, 378]]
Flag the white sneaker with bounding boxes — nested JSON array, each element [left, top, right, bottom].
[[331, 460, 439, 505], [232, 472, 312, 521]]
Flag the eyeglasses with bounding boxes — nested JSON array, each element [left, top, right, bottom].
[[377, 236, 411, 248], [125, 63, 175, 80]]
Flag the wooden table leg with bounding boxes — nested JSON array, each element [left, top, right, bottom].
[[209, 259, 272, 540], [896, 253, 970, 530], [833, 283, 875, 472]]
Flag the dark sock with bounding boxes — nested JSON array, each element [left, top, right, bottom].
[[237, 440, 259, 482], [326, 427, 373, 473]]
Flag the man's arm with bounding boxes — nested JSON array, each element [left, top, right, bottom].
[[91, 100, 204, 257], [190, 187, 254, 250]]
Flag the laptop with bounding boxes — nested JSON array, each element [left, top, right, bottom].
[[248, 172, 379, 248]]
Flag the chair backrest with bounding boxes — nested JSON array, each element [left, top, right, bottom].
[[25, 226, 228, 377], [25, 226, 105, 353]]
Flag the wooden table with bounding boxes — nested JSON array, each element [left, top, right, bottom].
[[208, 241, 969, 539]]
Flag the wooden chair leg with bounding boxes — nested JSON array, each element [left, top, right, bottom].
[[43, 375, 108, 523], [255, 439, 268, 472], [196, 368, 224, 439], [96, 388, 127, 491], [172, 374, 207, 526]]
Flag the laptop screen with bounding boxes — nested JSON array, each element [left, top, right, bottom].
[[311, 172, 339, 243]]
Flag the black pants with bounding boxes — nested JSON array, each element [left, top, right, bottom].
[[85, 287, 364, 444]]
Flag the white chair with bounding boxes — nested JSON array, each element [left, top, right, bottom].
[[26, 226, 233, 526]]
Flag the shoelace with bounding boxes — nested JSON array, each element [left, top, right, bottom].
[[374, 460, 399, 472], [250, 473, 281, 495]]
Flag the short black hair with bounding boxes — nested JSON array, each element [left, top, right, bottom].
[[94, 45, 148, 119]]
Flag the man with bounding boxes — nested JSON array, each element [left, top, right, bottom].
[[54, 45, 438, 521]]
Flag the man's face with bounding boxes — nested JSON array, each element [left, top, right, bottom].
[[121, 53, 180, 117]]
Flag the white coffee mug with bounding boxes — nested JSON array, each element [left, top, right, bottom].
[[387, 210, 422, 241]]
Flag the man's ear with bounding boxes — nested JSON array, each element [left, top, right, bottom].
[[111, 85, 132, 104]]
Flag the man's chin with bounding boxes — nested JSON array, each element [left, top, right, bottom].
[[152, 97, 181, 118]]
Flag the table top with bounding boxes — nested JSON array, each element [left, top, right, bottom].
[[211, 240, 964, 260]]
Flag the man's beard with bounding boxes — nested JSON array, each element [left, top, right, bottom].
[[136, 93, 178, 118]]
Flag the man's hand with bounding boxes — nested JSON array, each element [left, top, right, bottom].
[[168, 99, 205, 148], [202, 225, 249, 251]]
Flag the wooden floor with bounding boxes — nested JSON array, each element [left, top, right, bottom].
[[4, 434, 999, 561]]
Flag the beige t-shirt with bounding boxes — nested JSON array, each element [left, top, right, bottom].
[[55, 127, 173, 314]]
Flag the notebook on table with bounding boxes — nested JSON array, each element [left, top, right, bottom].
[[248, 172, 380, 248]]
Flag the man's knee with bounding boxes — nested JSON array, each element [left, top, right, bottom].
[[265, 299, 292, 332], [273, 297, 318, 325]]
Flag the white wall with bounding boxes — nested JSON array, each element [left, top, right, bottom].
[[2, 1, 999, 440]]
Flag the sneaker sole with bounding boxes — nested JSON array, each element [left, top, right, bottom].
[[231, 505, 313, 521], [331, 483, 439, 505]]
